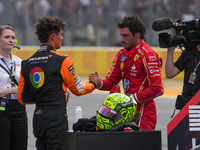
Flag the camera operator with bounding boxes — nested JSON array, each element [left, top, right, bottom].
[[165, 44, 200, 110], [152, 16, 200, 111]]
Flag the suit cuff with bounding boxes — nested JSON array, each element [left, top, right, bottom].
[[129, 94, 138, 104], [97, 80, 103, 89]]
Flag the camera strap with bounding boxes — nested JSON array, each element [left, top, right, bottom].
[[170, 108, 176, 119], [171, 95, 181, 119]]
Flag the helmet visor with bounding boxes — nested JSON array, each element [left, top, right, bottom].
[[97, 104, 124, 121]]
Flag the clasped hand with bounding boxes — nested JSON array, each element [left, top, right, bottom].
[[89, 71, 101, 89]]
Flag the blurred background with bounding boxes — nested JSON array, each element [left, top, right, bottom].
[[2, 2, 190, 149], [1, 0, 199, 47]]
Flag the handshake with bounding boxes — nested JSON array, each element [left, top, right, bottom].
[[89, 71, 102, 89]]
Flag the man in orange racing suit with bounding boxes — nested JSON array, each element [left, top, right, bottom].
[[89, 14, 164, 131], [17, 15, 96, 150]]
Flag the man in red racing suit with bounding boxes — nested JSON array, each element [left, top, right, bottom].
[[89, 15, 164, 130]]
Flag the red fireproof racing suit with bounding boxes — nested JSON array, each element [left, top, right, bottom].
[[99, 40, 164, 130]]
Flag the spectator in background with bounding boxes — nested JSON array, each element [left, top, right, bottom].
[[32, 0, 51, 21], [14, 0, 24, 30], [4, 0, 198, 46], [0, 0, 4, 24], [78, 0, 91, 25]]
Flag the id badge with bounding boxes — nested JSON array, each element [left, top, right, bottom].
[[188, 72, 196, 84], [0, 98, 7, 111]]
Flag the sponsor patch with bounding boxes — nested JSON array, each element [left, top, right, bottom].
[[121, 54, 126, 61], [73, 75, 79, 82], [28, 56, 48, 62], [148, 66, 158, 69], [131, 64, 136, 70], [130, 73, 136, 76], [120, 62, 124, 71], [150, 69, 160, 74], [72, 69, 76, 75], [130, 64, 137, 73], [134, 54, 139, 61], [68, 65, 74, 71], [78, 84, 85, 92], [149, 56, 157, 61], [29, 67, 45, 89], [124, 79, 129, 92], [148, 62, 158, 65], [76, 82, 83, 89], [75, 77, 81, 85]]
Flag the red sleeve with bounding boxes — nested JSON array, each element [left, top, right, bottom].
[[60, 56, 95, 96], [100, 51, 122, 91], [134, 53, 164, 103], [99, 78, 115, 91]]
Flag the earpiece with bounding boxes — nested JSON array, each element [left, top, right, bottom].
[[14, 39, 17, 47], [13, 39, 20, 49]]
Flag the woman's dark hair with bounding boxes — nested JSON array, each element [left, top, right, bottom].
[[116, 14, 146, 39], [35, 15, 67, 43]]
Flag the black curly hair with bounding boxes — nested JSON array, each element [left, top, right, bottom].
[[116, 14, 146, 39]]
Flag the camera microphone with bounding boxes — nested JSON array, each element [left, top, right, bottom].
[[152, 17, 174, 31]]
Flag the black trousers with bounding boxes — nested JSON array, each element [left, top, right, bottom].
[[33, 108, 68, 150], [0, 100, 28, 150]]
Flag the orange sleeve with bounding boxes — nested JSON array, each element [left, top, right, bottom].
[[60, 56, 95, 96], [17, 71, 36, 104]]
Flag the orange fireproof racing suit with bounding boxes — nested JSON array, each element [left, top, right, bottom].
[[17, 45, 95, 149]]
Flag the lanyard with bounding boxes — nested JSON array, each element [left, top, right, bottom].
[[188, 51, 200, 84], [0, 58, 18, 86], [193, 51, 200, 73], [1, 58, 12, 73], [193, 61, 200, 73]]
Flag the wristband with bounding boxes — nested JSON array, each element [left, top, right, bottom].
[[91, 82, 96, 89]]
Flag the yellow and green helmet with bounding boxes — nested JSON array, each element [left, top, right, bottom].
[[96, 93, 136, 130]]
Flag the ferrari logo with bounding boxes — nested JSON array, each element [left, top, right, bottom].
[[134, 54, 139, 61]]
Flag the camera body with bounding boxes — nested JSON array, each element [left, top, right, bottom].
[[158, 18, 200, 50]]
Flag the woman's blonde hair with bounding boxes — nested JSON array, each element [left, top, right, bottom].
[[0, 25, 14, 36]]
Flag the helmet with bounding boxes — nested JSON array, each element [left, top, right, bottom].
[[96, 93, 136, 130]]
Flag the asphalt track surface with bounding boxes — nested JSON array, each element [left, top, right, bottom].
[[26, 79, 182, 150]]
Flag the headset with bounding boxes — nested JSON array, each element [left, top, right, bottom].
[[13, 39, 20, 49]]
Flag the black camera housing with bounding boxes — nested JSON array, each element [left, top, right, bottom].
[[158, 18, 200, 50]]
